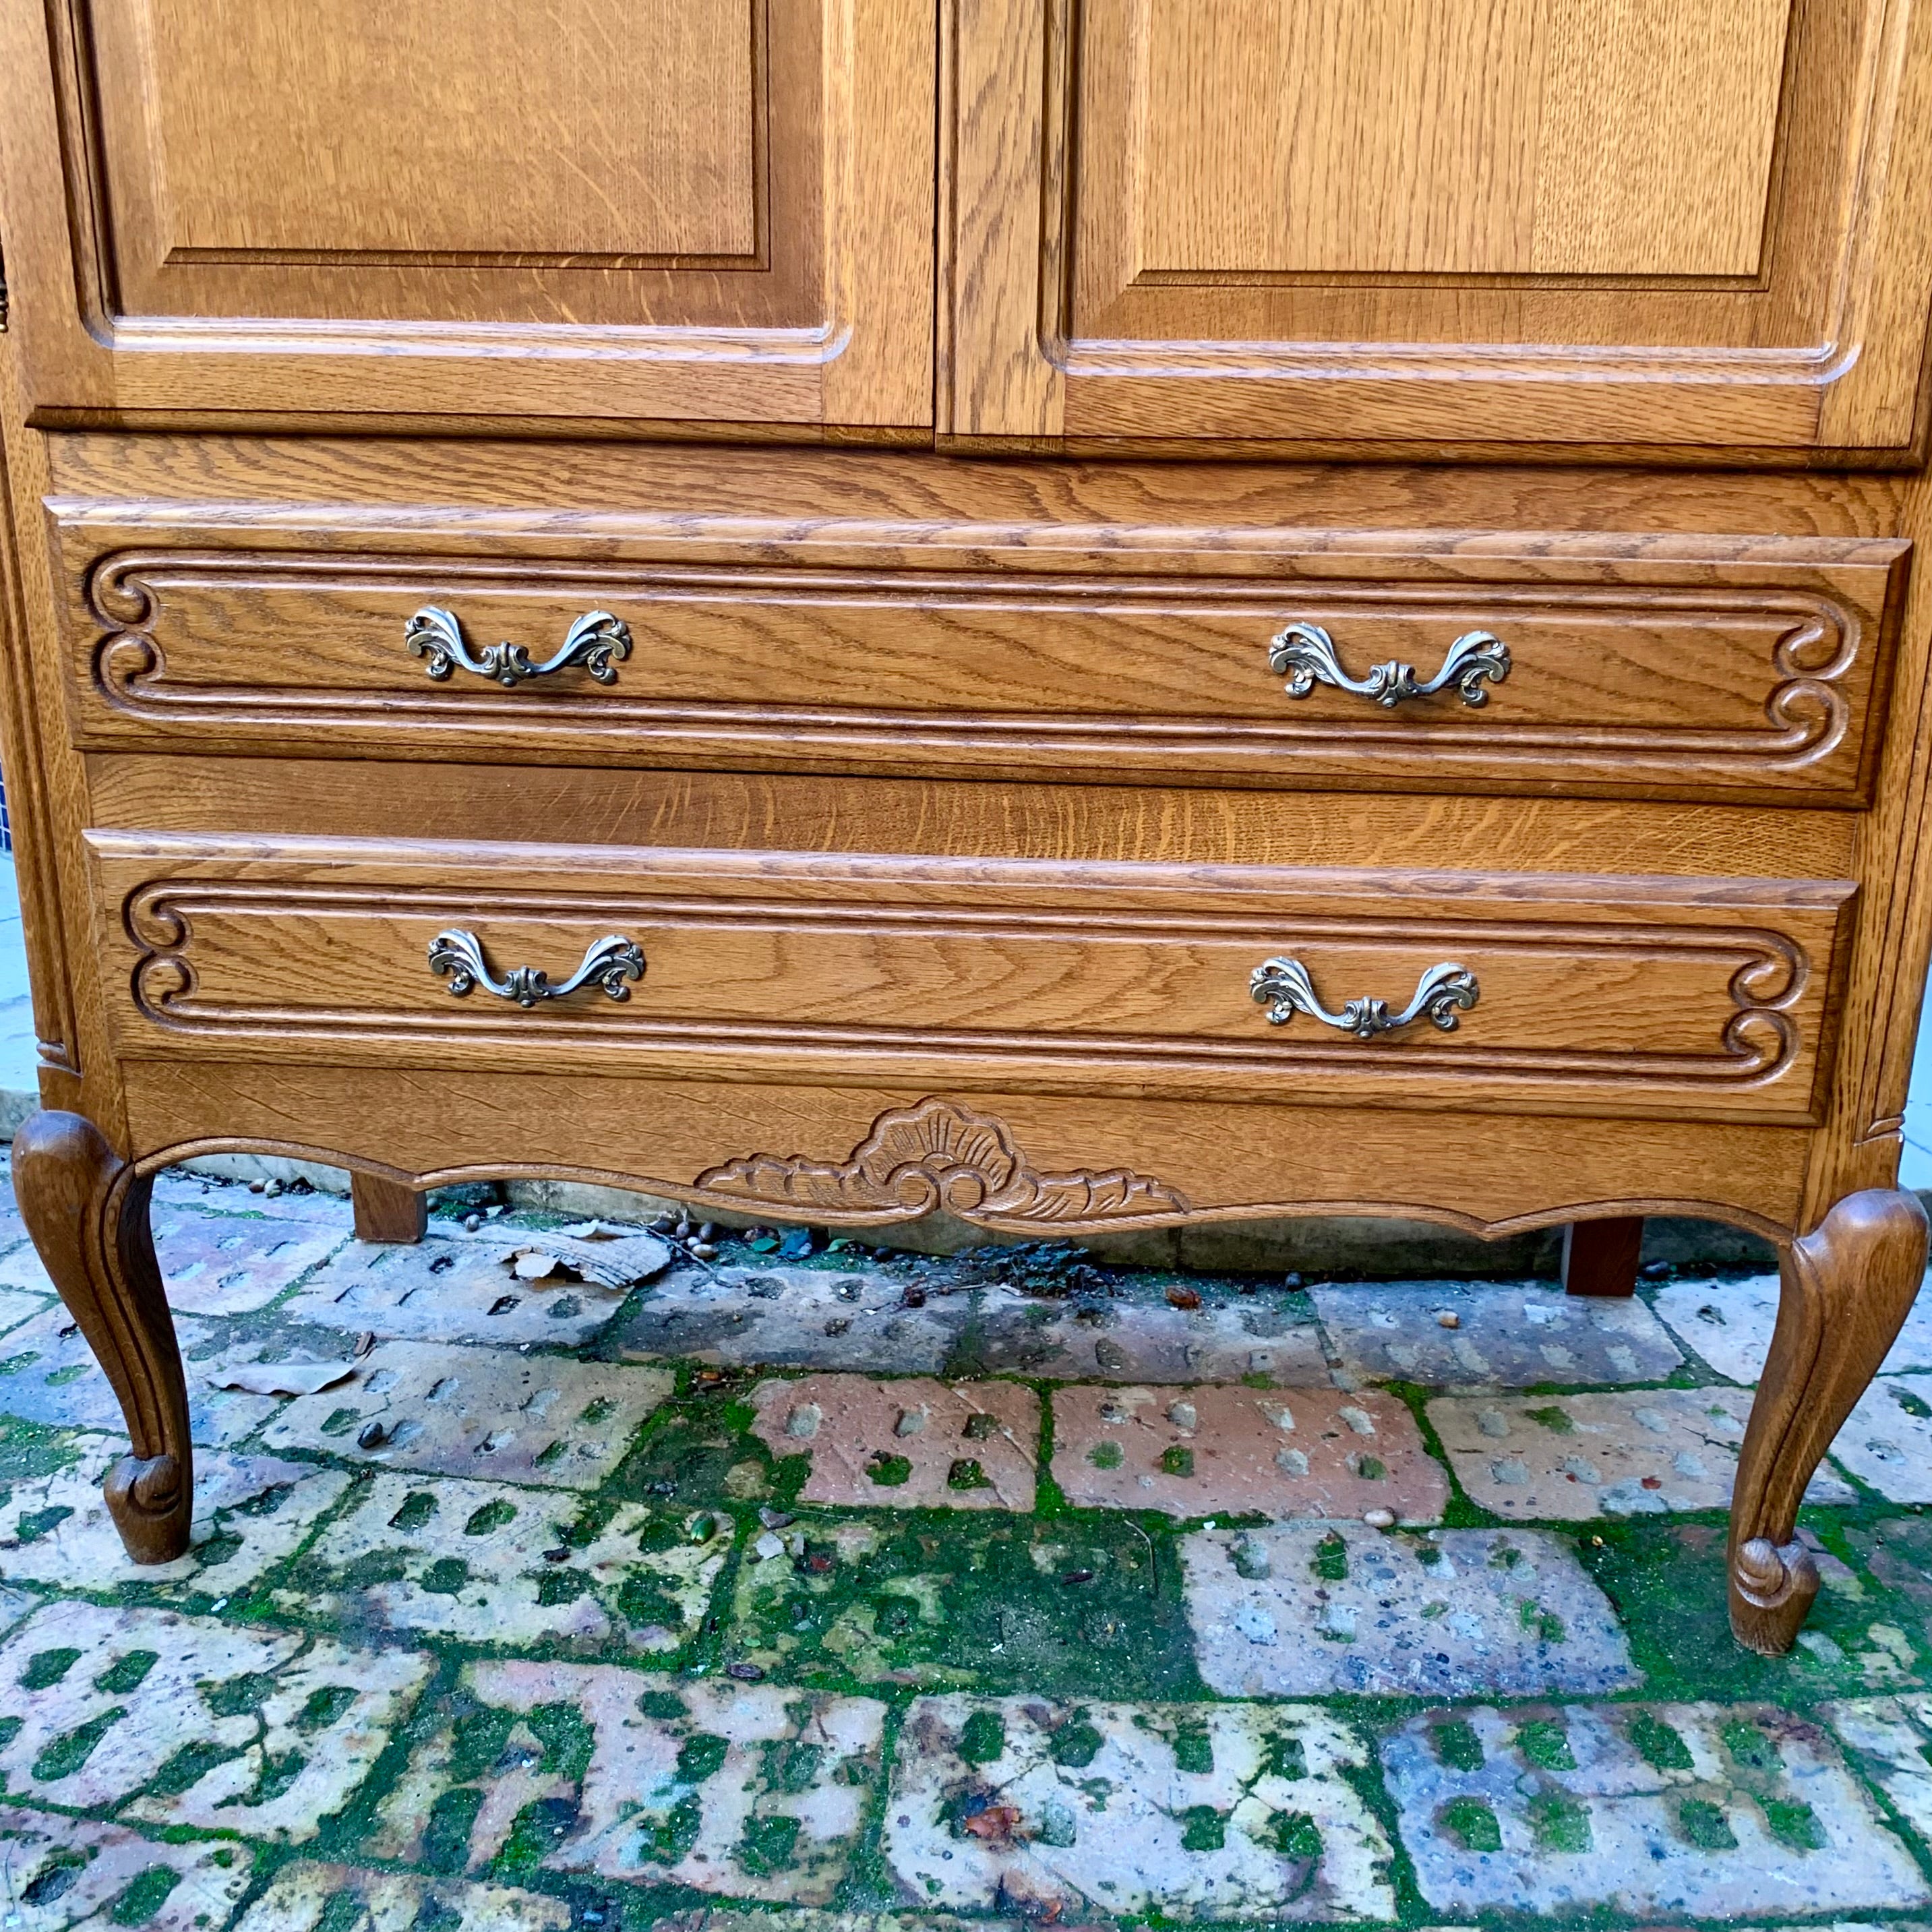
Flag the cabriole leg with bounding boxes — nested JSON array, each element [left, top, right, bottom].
[[13, 1110, 192, 1563], [1728, 1187, 1928, 1654]]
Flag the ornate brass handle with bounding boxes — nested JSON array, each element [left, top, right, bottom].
[[1250, 957, 1479, 1039], [406, 605, 633, 688], [1268, 622, 1509, 708], [429, 930, 644, 1008]]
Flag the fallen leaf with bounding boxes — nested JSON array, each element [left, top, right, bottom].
[[500, 1232, 672, 1292], [510, 1249, 563, 1281], [209, 1360, 355, 1397], [1166, 1286, 1203, 1310], [963, 1805, 1024, 1845]]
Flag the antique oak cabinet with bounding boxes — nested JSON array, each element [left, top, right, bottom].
[[3, 0, 1932, 1654]]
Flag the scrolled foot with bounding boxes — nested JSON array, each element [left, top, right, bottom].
[[1728, 1535, 1821, 1655], [1727, 1186, 1928, 1654], [13, 1110, 193, 1565], [103, 1452, 193, 1565]]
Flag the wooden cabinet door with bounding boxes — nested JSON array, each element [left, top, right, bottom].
[[947, 0, 1932, 458], [0, 0, 932, 433]]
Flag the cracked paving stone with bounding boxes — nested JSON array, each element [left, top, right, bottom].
[[1822, 1695, 1932, 1840], [0, 1801, 253, 1930], [365, 1663, 884, 1904], [750, 1375, 1037, 1510], [884, 1694, 1395, 1922], [1383, 1701, 1929, 1918], [0, 1441, 349, 1596], [257, 1339, 672, 1488], [1054, 1383, 1447, 1522], [278, 1471, 725, 1652], [0, 1303, 278, 1445], [0, 1209, 346, 1317], [1182, 1523, 1638, 1697], [620, 1264, 962, 1374], [1656, 1273, 1932, 1383], [1312, 1280, 1683, 1389], [1827, 1374, 1932, 1503], [1428, 1387, 1854, 1519], [967, 1284, 1329, 1383], [227, 1859, 570, 1931], [284, 1232, 634, 1348], [0, 1600, 427, 1838]]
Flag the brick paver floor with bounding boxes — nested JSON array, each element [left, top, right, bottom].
[[3, 1160, 1932, 1929]]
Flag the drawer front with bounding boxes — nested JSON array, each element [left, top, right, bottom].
[[58, 522, 1908, 803], [86, 833, 1855, 1124]]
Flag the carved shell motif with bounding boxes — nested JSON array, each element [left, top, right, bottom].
[[694, 1098, 1189, 1228]]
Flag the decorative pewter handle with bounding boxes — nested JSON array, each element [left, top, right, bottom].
[[406, 605, 632, 688], [1268, 622, 1509, 708], [429, 930, 644, 1008], [1250, 957, 1478, 1039]]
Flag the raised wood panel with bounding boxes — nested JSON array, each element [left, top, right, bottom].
[[53, 519, 1908, 803], [118, 1064, 1815, 1238], [1139, 0, 1788, 278], [948, 0, 1932, 455], [84, 833, 1855, 1124], [123, 0, 756, 268], [0, 0, 934, 431]]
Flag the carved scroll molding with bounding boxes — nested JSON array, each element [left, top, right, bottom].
[[692, 1097, 1190, 1228], [76, 547, 1889, 799]]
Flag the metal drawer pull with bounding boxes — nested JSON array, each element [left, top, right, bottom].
[[1250, 957, 1479, 1039], [429, 930, 644, 1008], [406, 605, 633, 688], [1269, 622, 1509, 708]]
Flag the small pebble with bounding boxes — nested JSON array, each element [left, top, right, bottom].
[[758, 1507, 795, 1529], [726, 1662, 764, 1681], [675, 1219, 693, 1240], [1363, 1508, 1396, 1530], [542, 1546, 571, 1564], [1641, 1260, 1672, 1280], [1437, 1310, 1461, 1329], [690, 1243, 717, 1261], [356, 1420, 388, 1449], [463, 1213, 482, 1233], [752, 1532, 785, 1561], [263, 1178, 283, 1198], [698, 1223, 717, 1242], [1284, 1273, 1304, 1290], [248, 1178, 266, 1194]]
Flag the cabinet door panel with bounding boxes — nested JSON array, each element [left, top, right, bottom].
[[946, 0, 1932, 457], [0, 0, 933, 431]]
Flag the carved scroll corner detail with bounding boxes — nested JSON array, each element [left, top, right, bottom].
[[87, 553, 160, 628], [692, 1097, 1190, 1229]]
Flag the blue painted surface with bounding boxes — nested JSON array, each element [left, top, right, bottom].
[[0, 854, 38, 1092]]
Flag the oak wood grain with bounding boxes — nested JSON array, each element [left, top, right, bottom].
[[117, 1064, 1816, 1241], [55, 531, 1906, 802], [952, 0, 1932, 458], [2, 0, 934, 433], [81, 831, 1854, 1124]]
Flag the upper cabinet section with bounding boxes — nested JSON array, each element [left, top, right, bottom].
[[946, 0, 1932, 459], [0, 0, 933, 433]]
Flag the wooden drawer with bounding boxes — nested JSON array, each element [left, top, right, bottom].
[[55, 520, 1908, 804], [85, 832, 1855, 1124]]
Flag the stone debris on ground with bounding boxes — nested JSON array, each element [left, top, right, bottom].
[[1311, 1278, 1685, 1388], [0, 1154, 1928, 1927]]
